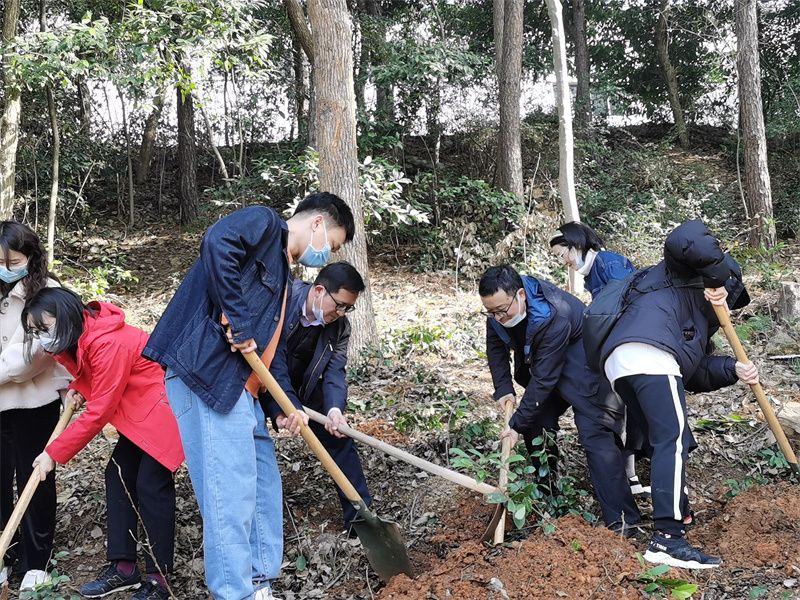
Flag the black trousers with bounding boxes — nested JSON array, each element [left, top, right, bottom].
[[519, 391, 640, 528], [0, 399, 60, 573], [308, 420, 371, 529], [105, 435, 175, 574], [615, 374, 693, 536]]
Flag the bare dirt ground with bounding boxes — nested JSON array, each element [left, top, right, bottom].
[[4, 222, 800, 600]]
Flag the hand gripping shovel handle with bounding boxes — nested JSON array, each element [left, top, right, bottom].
[[0, 404, 75, 562], [241, 352, 363, 503], [710, 302, 800, 477], [492, 399, 516, 545]]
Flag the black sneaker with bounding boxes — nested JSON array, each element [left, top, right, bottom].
[[79, 563, 142, 597], [644, 533, 722, 570], [130, 580, 170, 600]]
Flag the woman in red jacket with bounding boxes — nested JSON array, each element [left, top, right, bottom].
[[24, 287, 183, 600]]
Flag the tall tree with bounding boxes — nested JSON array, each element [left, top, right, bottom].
[[307, 0, 378, 358], [572, 0, 591, 132], [654, 0, 689, 149], [39, 0, 59, 265], [495, 0, 524, 201], [736, 0, 776, 248], [546, 0, 581, 291], [0, 0, 22, 218], [177, 84, 199, 225], [136, 86, 167, 185]]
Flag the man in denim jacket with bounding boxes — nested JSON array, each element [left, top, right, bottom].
[[144, 192, 355, 599]]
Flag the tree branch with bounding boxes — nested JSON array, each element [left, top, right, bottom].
[[285, 0, 315, 65]]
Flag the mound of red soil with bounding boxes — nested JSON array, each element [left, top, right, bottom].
[[692, 482, 800, 573], [378, 515, 642, 599]]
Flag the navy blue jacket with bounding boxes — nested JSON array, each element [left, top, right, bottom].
[[264, 279, 350, 423], [584, 251, 635, 299], [600, 220, 738, 393], [486, 276, 612, 433], [143, 207, 301, 414]]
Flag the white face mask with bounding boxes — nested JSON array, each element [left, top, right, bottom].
[[573, 249, 585, 270], [501, 291, 526, 328]]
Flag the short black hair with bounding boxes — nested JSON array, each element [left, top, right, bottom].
[[549, 221, 603, 255], [313, 261, 365, 294], [22, 287, 93, 356], [294, 192, 356, 243], [479, 265, 523, 297]]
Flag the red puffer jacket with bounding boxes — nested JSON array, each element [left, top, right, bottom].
[[46, 302, 184, 472]]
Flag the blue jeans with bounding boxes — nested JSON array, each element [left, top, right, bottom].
[[165, 370, 283, 599]]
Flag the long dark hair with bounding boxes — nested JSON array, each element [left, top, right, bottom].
[[549, 222, 604, 258], [0, 221, 50, 300], [22, 287, 94, 356]]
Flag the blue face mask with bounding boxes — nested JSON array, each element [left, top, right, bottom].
[[0, 263, 28, 284], [38, 332, 60, 353], [298, 221, 331, 268]]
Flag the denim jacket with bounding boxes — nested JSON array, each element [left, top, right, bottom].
[[143, 206, 301, 414]]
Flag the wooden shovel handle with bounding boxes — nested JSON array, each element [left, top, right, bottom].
[[241, 351, 363, 502], [0, 404, 75, 560], [710, 301, 800, 475], [303, 406, 499, 495], [493, 398, 516, 545]]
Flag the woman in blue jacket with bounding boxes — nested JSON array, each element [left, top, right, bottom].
[[549, 222, 635, 299], [549, 222, 649, 495]]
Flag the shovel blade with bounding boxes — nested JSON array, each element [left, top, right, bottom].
[[351, 502, 414, 582]]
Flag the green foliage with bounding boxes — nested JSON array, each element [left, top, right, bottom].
[[53, 256, 138, 298], [635, 553, 698, 599], [382, 324, 452, 357], [723, 476, 762, 499], [734, 314, 774, 342], [451, 432, 593, 530], [20, 551, 80, 600], [259, 149, 430, 238]]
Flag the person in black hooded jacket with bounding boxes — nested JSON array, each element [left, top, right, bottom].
[[600, 219, 758, 570]]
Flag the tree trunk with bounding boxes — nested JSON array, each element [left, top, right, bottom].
[[116, 86, 135, 226], [176, 86, 199, 225], [77, 76, 92, 135], [201, 105, 231, 183], [494, 0, 504, 78], [136, 86, 167, 185], [366, 0, 391, 121], [40, 2, 59, 264], [285, 0, 315, 65], [354, 1, 367, 118], [291, 32, 308, 142], [0, 0, 22, 218], [572, 0, 591, 132], [495, 0, 524, 201], [655, 0, 689, 149], [736, 0, 776, 248], [308, 0, 378, 359], [545, 0, 581, 292]]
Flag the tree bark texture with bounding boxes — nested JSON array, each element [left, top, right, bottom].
[[285, 0, 315, 65], [136, 86, 167, 185], [0, 0, 22, 218], [736, 0, 776, 248], [655, 0, 689, 149], [176, 86, 199, 225], [546, 0, 582, 292], [572, 0, 592, 131], [308, 0, 378, 359], [496, 0, 524, 201]]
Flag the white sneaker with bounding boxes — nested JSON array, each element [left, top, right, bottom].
[[254, 584, 280, 599], [20, 569, 51, 591]]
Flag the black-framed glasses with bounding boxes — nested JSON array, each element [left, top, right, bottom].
[[480, 293, 518, 319], [325, 288, 356, 314]]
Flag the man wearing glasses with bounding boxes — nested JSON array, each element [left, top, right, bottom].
[[479, 264, 641, 536], [263, 261, 371, 533]]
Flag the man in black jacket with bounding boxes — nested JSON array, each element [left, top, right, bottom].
[[600, 219, 758, 569], [267, 262, 371, 531], [479, 265, 640, 534]]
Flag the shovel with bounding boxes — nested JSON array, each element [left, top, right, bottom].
[[0, 403, 75, 584], [302, 406, 500, 496], [242, 352, 414, 582], [710, 301, 800, 477], [480, 398, 515, 544]]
